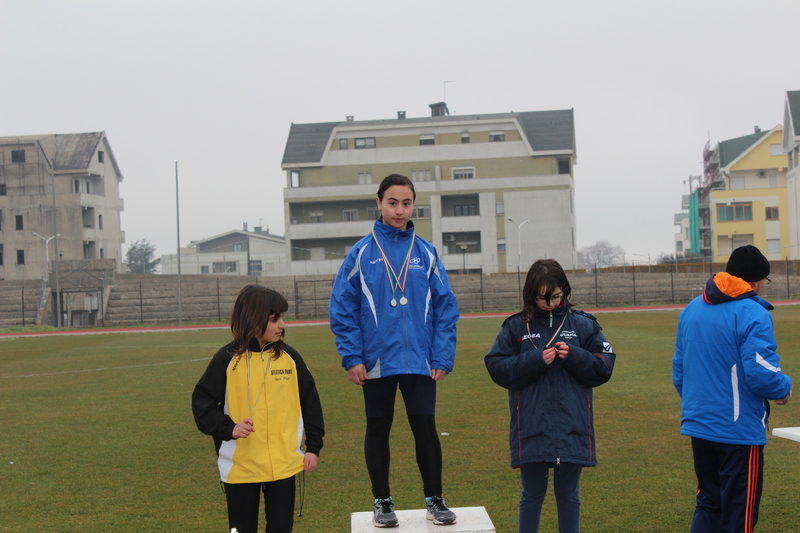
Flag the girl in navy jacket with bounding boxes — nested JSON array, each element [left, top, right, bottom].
[[485, 259, 615, 533]]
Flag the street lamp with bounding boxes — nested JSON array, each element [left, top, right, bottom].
[[508, 218, 529, 307], [631, 253, 651, 273], [33, 232, 60, 278]]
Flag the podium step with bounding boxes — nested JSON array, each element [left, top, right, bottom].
[[351, 506, 495, 532]]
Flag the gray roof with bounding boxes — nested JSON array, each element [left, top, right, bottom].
[[787, 91, 800, 138], [281, 109, 575, 166]]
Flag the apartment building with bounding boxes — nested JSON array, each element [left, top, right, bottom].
[[0, 132, 125, 281], [281, 103, 577, 275], [680, 125, 788, 262]]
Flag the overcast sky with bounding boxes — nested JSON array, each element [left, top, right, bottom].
[[2, 0, 798, 265]]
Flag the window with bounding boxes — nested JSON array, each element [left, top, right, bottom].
[[766, 207, 779, 220], [717, 202, 752, 222], [75, 180, 81, 193], [412, 205, 431, 218], [309, 211, 323, 223], [411, 169, 431, 182], [367, 207, 381, 220], [249, 260, 263, 274], [453, 168, 474, 180], [770, 143, 783, 156], [419, 134, 435, 146], [233, 243, 242, 252], [0, 183, 6, 195], [461, 132, 470, 144], [489, 131, 505, 142], [11, 150, 25, 163], [496, 201, 505, 215], [98, 150, 105, 163], [454, 204, 477, 216], [100, 248, 104, 259], [16, 249, 24, 265], [212, 261, 238, 273], [201, 265, 210, 274], [730, 176, 745, 190], [86, 181, 91, 194], [290, 170, 300, 188], [767, 239, 780, 254], [339, 139, 348, 150], [0, 244, 3, 265], [358, 171, 372, 184], [15, 215, 23, 230], [0, 209, 2, 230], [343, 209, 358, 222], [355, 137, 376, 149], [558, 159, 571, 174], [497, 242, 506, 253], [98, 214, 103, 229]]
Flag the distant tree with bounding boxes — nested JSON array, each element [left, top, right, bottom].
[[578, 240, 625, 268], [126, 239, 160, 274]]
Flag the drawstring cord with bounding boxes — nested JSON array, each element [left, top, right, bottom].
[[296, 470, 305, 517]]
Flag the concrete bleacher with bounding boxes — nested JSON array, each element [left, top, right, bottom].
[[0, 278, 46, 327]]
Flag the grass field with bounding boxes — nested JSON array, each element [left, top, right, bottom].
[[1, 307, 799, 532]]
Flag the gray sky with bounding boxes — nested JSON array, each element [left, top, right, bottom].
[[2, 0, 798, 265]]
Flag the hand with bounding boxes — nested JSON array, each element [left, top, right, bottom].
[[776, 390, 792, 406], [431, 368, 448, 381], [233, 418, 255, 439], [554, 342, 570, 360], [542, 347, 558, 365], [304, 452, 319, 473], [347, 364, 368, 385]]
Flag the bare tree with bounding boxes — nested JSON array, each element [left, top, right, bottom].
[[578, 240, 625, 268]]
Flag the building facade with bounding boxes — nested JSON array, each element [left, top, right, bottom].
[[160, 226, 288, 276], [782, 90, 800, 259], [678, 125, 788, 262], [0, 132, 125, 281], [281, 104, 577, 275]]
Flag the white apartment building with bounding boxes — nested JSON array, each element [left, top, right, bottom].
[[281, 104, 577, 275]]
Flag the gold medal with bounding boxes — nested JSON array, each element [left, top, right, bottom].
[[399, 296, 408, 305]]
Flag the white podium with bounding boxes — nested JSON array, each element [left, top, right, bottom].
[[773, 427, 800, 442], [351, 506, 495, 533]]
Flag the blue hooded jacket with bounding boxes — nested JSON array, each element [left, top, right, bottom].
[[329, 220, 459, 378], [673, 272, 792, 445]]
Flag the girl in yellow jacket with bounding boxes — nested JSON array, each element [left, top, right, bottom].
[[193, 285, 325, 533]]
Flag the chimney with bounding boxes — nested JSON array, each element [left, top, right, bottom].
[[243, 222, 248, 232], [755, 126, 761, 133], [346, 115, 354, 122], [397, 111, 406, 119]]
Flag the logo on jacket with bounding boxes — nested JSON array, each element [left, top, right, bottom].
[[409, 257, 424, 270], [560, 330, 578, 339], [602, 342, 613, 353], [520, 333, 541, 342], [369, 258, 385, 265]]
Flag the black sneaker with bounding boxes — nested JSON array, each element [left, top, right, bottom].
[[373, 497, 398, 528], [426, 496, 457, 525]]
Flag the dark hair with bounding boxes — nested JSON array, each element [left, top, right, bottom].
[[521, 259, 573, 321], [377, 173, 416, 201], [230, 284, 288, 358]]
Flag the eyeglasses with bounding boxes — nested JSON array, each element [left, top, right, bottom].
[[765, 277, 772, 285], [535, 293, 564, 303]]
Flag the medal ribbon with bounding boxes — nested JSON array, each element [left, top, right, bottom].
[[526, 313, 568, 349], [371, 230, 416, 298], [245, 347, 272, 419]]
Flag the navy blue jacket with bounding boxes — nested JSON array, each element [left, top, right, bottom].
[[485, 305, 615, 468]]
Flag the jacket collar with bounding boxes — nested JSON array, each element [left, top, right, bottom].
[[373, 218, 415, 239], [702, 272, 773, 310]]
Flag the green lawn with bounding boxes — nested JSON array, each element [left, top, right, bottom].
[[1, 308, 799, 532]]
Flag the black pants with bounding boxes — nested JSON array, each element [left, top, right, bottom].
[[363, 374, 442, 499], [690, 437, 763, 533], [224, 476, 295, 533]]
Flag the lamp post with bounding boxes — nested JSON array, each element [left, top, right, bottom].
[[508, 218, 529, 307], [33, 232, 60, 278], [631, 253, 651, 273]]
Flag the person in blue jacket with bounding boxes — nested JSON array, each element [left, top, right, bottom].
[[485, 259, 615, 533], [329, 174, 460, 528], [673, 245, 792, 533]]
